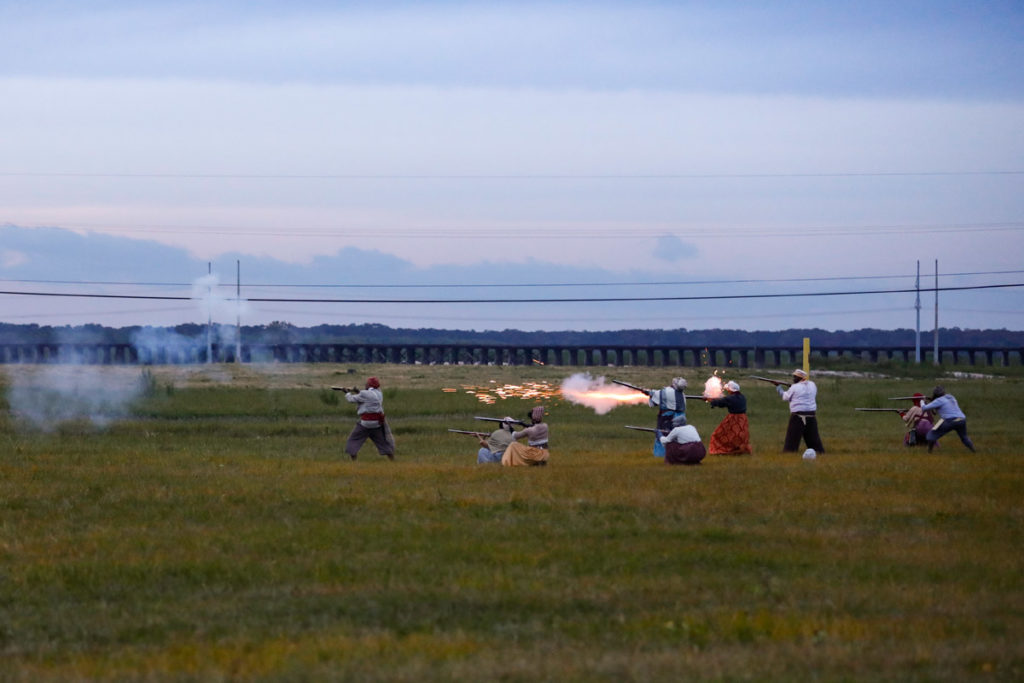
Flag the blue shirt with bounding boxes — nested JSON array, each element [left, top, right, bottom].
[[920, 394, 966, 420]]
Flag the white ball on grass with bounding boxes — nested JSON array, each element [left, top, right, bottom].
[[802, 449, 817, 460]]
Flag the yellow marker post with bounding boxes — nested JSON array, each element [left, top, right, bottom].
[[803, 337, 810, 375]]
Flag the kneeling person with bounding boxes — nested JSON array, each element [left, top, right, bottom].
[[660, 415, 706, 466], [477, 418, 516, 464], [502, 406, 550, 467]]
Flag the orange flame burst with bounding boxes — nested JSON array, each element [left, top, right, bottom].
[[704, 371, 725, 400], [560, 373, 649, 415]]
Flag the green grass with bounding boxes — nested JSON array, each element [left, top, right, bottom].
[[0, 363, 1022, 681]]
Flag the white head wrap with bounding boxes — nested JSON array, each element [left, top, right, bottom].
[[671, 377, 688, 390], [726, 381, 740, 392]]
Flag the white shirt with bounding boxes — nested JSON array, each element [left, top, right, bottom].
[[660, 424, 701, 444], [780, 380, 817, 412], [648, 386, 686, 412]]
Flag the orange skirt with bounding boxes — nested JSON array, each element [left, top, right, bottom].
[[709, 413, 752, 455], [502, 441, 550, 467]]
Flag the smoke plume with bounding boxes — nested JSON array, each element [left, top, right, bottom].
[[6, 366, 149, 431], [560, 373, 648, 415]]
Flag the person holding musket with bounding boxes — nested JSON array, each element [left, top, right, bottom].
[[708, 380, 752, 455], [899, 392, 935, 447], [659, 414, 706, 465], [920, 385, 976, 453], [502, 406, 549, 466], [647, 377, 689, 458], [777, 369, 825, 454], [476, 417, 516, 464], [343, 376, 395, 460]]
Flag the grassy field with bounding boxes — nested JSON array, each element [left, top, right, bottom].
[[0, 362, 1021, 681]]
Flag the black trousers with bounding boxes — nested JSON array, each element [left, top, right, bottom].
[[783, 411, 825, 453]]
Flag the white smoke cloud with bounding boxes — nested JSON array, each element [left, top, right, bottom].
[[560, 372, 648, 415], [6, 366, 148, 431], [192, 273, 251, 322], [131, 326, 203, 363]]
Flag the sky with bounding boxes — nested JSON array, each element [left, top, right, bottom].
[[1, 0, 1022, 332]]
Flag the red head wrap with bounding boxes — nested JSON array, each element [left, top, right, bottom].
[[366, 376, 380, 389]]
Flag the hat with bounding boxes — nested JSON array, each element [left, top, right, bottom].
[[671, 377, 688, 390], [792, 369, 808, 380], [671, 414, 688, 427], [725, 380, 740, 392], [365, 376, 380, 389], [931, 385, 946, 399]]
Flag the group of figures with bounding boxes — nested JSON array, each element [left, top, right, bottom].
[[337, 376, 551, 466], [890, 387, 976, 453], [336, 371, 975, 464]]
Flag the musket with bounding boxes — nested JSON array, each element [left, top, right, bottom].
[[624, 425, 658, 433], [854, 408, 904, 414], [448, 429, 489, 437], [474, 416, 528, 427], [888, 396, 923, 401], [612, 379, 650, 394], [331, 386, 361, 392], [614, 379, 704, 401], [750, 375, 791, 388]]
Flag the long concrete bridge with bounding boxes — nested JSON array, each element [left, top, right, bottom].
[[0, 343, 1020, 367]]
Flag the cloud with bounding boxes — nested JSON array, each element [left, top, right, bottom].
[[1, 249, 27, 268], [653, 235, 698, 262], [1, 2, 1021, 99]]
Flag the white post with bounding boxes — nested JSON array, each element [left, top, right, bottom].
[[914, 260, 921, 364], [236, 260, 242, 362], [933, 259, 939, 366], [207, 262, 213, 364]]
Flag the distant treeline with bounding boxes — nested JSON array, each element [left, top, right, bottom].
[[1, 322, 1022, 348]]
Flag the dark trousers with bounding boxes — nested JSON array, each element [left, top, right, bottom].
[[783, 411, 825, 453], [664, 441, 706, 466], [926, 417, 975, 452], [346, 422, 395, 459]]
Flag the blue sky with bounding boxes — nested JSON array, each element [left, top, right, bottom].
[[1, 1, 1022, 331]]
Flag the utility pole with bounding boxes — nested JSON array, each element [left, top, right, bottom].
[[933, 259, 939, 366], [914, 260, 921, 364], [236, 260, 242, 363], [207, 262, 213, 364]]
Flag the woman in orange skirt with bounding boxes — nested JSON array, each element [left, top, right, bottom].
[[708, 381, 752, 455]]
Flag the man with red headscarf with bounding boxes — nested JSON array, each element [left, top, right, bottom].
[[899, 392, 935, 447], [343, 376, 395, 460]]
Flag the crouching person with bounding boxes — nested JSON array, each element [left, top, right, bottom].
[[502, 406, 550, 467], [477, 418, 516, 464], [660, 415, 706, 466]]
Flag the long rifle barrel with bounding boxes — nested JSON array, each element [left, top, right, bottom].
[[854, 408, 903, 413], [750, 375, 791, 388], [611, 379, 650, 394], [624, 425, 658, 433], [448, 429, 488, 436], [474, 416, 528, 426], [888, 396, 923, 401], [331, 386, 360, 392]]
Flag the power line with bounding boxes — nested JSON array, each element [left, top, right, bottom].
[[1, 282, 1021, 304], [1, 269, 1022, 290], [11, 221, 1024, 240], [258, 305, 914, 324], [2, 170, 1022, 179]]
